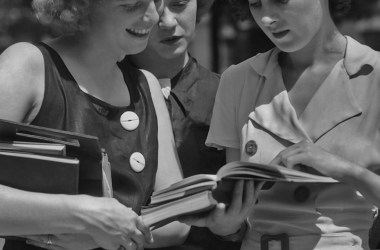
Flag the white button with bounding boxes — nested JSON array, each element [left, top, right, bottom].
[[120, 111, 139, 131], [130, 152, 145, 172]]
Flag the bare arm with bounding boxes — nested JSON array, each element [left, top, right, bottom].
[[271, 140, 380, 207], [0, 42, 44, 123], [142, 69, 190, 247], [0, 43, 152, 250]]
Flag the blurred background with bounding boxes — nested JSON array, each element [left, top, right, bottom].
[[1, 0, 380, 74]]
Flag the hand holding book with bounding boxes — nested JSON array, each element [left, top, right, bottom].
[[141, 161, 337, 229], [178, 179, 258, 239]]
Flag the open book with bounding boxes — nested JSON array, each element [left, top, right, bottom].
[[142, 161, 337, 229], [0, 119, 112, 197]]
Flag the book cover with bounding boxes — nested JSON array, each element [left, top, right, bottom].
[[0, 119, 111, 197], [142, 161, 338, 229]]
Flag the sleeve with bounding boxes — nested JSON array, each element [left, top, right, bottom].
[[206, 65, 241, 150]]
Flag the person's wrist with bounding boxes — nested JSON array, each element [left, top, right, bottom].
[[214, 219, 250, 242], [65, 194, 97, 234]]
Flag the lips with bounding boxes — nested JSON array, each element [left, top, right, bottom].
[[126, 28, 150, 38], [272, 30, 289, 39], [160, 36, 182, 44]]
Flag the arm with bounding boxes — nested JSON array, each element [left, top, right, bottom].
[[141, 69, 190, 247], [0, 43, 152, 250], [0, 42, 44, 123], [271, 140, 380, 207]]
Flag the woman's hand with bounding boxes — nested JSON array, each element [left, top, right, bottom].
[[271, 140, 354, 181], [181, 180, 260, 236], [75, 196, 153, 250], [26, 234, 97, 250]]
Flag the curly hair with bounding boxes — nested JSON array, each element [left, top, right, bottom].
[[196, 0, 215, 23], [32, 0, 214, 31], [31, 0, 102, 33], [228, 0, 352, 22]]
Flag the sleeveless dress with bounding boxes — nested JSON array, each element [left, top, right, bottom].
[[4, 42, 158, 250]]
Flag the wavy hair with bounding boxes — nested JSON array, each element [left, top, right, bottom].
[[31, 0, 102, 33], [228, 0, 352, 22]]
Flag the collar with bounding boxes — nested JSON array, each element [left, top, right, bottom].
[[343, 36, 378, 77], [247, 36, 372, 143], [249, 36, 376, 79]]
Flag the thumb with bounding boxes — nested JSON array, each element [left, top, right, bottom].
[[212, 203, 227, 217], [269, 154, 282, 165]]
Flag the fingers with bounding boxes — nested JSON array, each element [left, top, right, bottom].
[[227, 180, 244, 213], [135, 217, 153, 244], [271, 140, 312, 168], [241, 180, 255, 215], [26, 235, 64, 250], [119, 240, 137, 250]]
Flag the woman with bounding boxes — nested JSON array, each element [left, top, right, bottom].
[[197, 0, 380, 249], [129, 1, 241, 249], [0, 0, 188, 249]]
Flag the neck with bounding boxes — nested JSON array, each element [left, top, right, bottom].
[[49, 34, 123, 75], [130, 49, 189, 79], [281, 19, 346, 71]]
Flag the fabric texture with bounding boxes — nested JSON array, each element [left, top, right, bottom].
[[206, 36, 380, 250], [4, 43, 159, 250], [149, 55, 240, 250]]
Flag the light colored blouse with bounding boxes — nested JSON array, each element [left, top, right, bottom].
[[206, 37, 380, 250]]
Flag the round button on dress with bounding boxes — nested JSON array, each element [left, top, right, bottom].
[[245, 140, 258, 156], [120, 111, 139, 131], [129, 152, 145, 173], [294, 186, 310, 202]]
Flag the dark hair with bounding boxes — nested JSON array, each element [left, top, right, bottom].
[[32, 0, 103, 33], [197, 0, 215, 23], [228, 0, 352, 22]]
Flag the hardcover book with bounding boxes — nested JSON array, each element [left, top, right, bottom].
[[142, 161, 337, 229], [0, 119, 112, 197]]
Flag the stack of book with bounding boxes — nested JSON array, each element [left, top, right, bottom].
[[0, 119, 112, 197], [142, 161, 338, 229]]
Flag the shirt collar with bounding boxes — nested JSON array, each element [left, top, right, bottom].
[[343, 36, 378, 77], [249, 36, 377, 79]]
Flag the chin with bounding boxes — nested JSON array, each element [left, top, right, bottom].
[[157, 47, 184, 60], [126, 44, 149, 55], [274, 40, 308, 53]]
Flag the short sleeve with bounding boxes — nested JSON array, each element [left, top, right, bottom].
[[206, 65, 240, 149]]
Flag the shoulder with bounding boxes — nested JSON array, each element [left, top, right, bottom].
[[190, 59, 220, 96], [1, 42, 44, 69], [0, 42, 45, 86], [0, 42, 45, 122], [222, 48, 276, 80], [195, 61, 220, 83]]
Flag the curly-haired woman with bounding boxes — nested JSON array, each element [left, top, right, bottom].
[[0, 0, 189, 249], [185, 0, 380, 249]]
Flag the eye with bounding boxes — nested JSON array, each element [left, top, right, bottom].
[[248, 0, 261, 8], [277, 0, 289, 3], [121, 2, 142, 12], [171, 0, 189, 8]]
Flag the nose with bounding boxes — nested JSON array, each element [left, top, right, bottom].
[[158, 7, 177, 30], [142, 0, 161, 24], [259, 5, 278, 28], [261, 16, 277, 27]]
